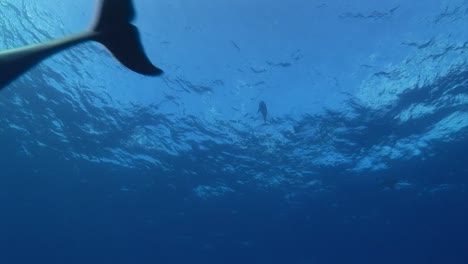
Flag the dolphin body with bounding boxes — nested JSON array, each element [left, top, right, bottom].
[[258, 101, 267, 123], [0, 0, 162, 90]]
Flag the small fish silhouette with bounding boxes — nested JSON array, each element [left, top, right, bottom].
[[258, 101, 267, 123]]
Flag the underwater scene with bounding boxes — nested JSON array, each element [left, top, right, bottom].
[[0, 0, 467, 263]]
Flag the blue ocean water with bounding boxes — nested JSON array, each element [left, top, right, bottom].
[[0, 0, 467, 263]]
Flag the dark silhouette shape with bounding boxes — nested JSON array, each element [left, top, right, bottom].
[[378, 178, 399, 190], [0, 0, 162, 90], [258, 101, 268, 123]]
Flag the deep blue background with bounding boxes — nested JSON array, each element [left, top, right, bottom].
[[1, 139, 467, 263]]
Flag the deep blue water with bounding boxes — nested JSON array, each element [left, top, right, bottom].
[[1, 0, 467, 263]]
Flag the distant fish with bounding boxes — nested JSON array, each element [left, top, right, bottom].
[[379, 178, 399, 190], [258, 101, 267, 123], [378, 178, 411, 190], [0, 0, 162, 90], [230, 40, 241, 52]]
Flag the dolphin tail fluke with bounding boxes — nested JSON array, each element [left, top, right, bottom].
[[92, 0, 163, 76]]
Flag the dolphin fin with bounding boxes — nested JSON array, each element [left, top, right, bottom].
[[92, 0, 163, 76]]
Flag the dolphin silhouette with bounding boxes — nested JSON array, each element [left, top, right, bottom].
[[0, 0, 162, 90], [258, 100, 267, 123]]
